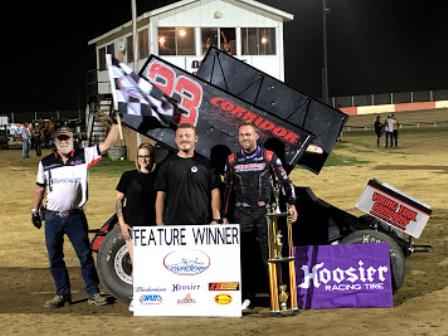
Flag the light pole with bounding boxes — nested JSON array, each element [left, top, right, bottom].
[[322, 0, 330, 104], [131, 0, 142, 146], [131, 0, 138, 72]]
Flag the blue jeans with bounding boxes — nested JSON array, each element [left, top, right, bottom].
[[22, 139, 30, 158], [44, 210, 100, 297]]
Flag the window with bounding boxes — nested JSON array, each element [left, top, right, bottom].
[[98, 47, 106, 70], [201, 28, 236, 55], [201, 28, 218, 55], [138, 29, 149, 60], [176, 28, 195, 55], [158, 28, 176, 55], [106, 43, 115, 56], [98, 43, 114, 70], [126, 35, 134, 63], [158, 27, 195, 56], [241, 28, 276, 55]]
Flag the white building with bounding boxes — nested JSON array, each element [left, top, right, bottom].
[[88, 0, 293, 96]]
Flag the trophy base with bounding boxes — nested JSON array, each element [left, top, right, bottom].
[[267, 308, 300, 317]]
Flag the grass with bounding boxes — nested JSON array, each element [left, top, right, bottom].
[[90, 157, 134, 175], [324, 152, 369, 167]]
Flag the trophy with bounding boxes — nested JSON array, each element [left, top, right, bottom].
[[266, 186, 299, 315]]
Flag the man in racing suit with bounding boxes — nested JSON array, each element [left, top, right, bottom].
[[222, 122, 298, 310]]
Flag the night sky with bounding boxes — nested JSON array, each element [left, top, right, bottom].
[[3, 0, 448, 113]]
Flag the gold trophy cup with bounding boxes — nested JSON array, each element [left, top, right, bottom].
[[266, 186, 299, 315]]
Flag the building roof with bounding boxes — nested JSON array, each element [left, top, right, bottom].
[[88, 0, 293, 45]]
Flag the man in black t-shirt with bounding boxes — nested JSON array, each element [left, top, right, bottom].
[[155, 124, 221, 225]]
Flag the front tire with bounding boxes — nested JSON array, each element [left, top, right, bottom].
[[340, 229, 406, 292], [97, 226, 132, 302]]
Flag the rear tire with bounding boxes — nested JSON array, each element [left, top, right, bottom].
[[97, 226, 132, 302], [340, 229, 406, 292]]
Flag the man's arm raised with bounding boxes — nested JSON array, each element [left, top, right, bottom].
[[99, 124, 120, 155]]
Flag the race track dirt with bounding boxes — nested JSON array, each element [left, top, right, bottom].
[[0, 125, 447, 336]]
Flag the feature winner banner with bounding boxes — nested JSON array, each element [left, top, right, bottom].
[[118, 55, 313, 167], [132, 225, 241, 317], [295, 243, 393, 309], [356, 179, 432, 238]]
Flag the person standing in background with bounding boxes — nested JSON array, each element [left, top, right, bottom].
[[392, 114, 400, 148], [374, 115, 384, 147], [21, 122, 31, 158], [31, 121, 42, 156], [384, 115, 395, 148]]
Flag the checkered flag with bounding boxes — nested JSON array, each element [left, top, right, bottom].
[[106, 54, 174, 126]]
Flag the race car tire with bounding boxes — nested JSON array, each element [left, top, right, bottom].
[[97, 226, 132, 302], [340, 229, 406, 292]]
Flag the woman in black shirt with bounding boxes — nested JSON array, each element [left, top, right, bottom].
[[115, 143, 157, 311]]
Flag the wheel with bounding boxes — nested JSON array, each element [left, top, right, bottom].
[[97, 226, 132, 302], [340, 229, 406, 292], [358, 214, 403, 237]]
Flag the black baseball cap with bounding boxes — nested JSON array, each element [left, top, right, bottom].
[[53, 127, 73, 138]]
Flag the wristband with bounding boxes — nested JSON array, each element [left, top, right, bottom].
[[31, 208, 38, 214]]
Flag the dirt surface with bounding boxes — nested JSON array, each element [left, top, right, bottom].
[[1, 127, 447, 336]]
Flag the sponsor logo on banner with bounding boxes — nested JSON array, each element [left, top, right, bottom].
[[135, 286, 166, 292], [177, 293, 197, 305], [172, 283, 201, 292], [208, 282, 240, 291], [295, 244, 393, 309], [139, 294, 163, 305], [214, 294, 232, 305], [356, 179, 432, 239], [298, 260, 389, 290], [163, 249, 210, 275]]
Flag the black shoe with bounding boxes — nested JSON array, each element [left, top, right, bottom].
[[44, 295, 71, 309]]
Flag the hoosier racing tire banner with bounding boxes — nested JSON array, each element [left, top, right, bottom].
[[295, 243, 393, 309]]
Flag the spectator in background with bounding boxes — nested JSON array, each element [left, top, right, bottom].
[[384, 115, 395, 148], [32, 121, 42, 157], [392, 114, 400, 148], [21, 122, 31, 158], [43, 121, 52, 148], [202, 37, 214, 55], [374, 115, 384, 147], [220, 31, 232, 55]]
